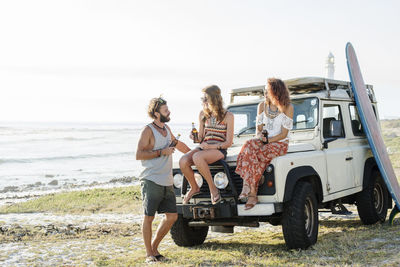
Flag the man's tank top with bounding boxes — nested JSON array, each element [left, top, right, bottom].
[[139, 123, 173, 186]]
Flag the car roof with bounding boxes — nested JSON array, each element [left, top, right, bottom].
[[229, 76, 375, 105]]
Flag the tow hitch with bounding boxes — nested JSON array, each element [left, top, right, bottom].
[[192, 206, 216, 219]]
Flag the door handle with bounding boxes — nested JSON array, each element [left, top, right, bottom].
[[346, 157, 353, 161]]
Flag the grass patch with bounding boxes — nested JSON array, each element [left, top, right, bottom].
[[94, 220, 400, 266], [0, 186, 142, 214]]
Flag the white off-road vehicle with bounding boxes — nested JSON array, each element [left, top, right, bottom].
[[170, 77, 392, 249]]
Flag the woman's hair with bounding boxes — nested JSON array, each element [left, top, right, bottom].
[[266, 78, 291, 112], [147, 97, 167, 119], [202, 85, 226, 122]]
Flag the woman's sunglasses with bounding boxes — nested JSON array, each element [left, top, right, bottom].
[[201, 96, 208, 103]]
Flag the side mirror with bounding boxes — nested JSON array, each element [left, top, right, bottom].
[[330, 120, 343, 137]]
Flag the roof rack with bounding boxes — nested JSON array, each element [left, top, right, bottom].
[[229, 77, 375, 103]]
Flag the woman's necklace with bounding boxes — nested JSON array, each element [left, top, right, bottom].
[[266, 105, 280, 130], [210, 116, 217, 127]]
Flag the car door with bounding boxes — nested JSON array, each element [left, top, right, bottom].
[[322, 102, 356, 194]]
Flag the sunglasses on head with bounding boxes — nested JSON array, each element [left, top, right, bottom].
[[153, 97, 167, 113]]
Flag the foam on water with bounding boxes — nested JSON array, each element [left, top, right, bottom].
[[0, 121, 192, 199]]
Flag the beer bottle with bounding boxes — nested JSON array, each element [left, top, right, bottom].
[[261, 124, 269, 144], [169, 134, 181, 147], [191, 122, 200, 143]]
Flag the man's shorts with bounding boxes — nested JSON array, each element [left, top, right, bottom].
[[140, 179, 177, 216]]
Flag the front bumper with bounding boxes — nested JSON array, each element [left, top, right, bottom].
[[177, 201, 279, 219], [177, 201, 236, 219]]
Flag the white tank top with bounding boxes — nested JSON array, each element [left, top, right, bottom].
[[138, 124, 173, 186], [256, 106, 293, 141]]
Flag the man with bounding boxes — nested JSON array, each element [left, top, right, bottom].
[[136, 97, 190, 263]]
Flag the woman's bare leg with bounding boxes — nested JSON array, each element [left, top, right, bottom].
[[192, 150, 224, 201], [179, 149, 201, 202]]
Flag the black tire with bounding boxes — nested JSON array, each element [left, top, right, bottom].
[[356, 170, 389, 224], [170, 215, 209, 247], [282, 181, 318, 249]]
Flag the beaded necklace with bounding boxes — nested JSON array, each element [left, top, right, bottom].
[[265, 104, 281, 130]]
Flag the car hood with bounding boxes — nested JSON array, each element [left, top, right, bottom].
[[225, 142, 316, 163]]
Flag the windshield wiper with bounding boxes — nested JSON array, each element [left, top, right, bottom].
[[237, 126, 256, 137]]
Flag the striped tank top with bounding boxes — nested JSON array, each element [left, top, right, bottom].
[[203, 115, 227, 144]]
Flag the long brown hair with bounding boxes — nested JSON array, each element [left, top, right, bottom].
[[202, 85, 226, 122], [266, 78, 291, 112]]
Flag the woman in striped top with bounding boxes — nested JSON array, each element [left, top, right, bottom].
[[179, 85, 234, 205]]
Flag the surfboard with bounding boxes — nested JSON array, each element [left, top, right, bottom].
[[346, 42, 400, 224]]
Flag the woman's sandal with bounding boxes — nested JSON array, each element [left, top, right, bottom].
[[211, 190, 222, 205], [244, 194, 258, 210], [238, 194, 248, 202], [182, 189, 201, 204]]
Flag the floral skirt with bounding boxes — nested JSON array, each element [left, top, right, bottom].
[[235, 138, 289, 196]]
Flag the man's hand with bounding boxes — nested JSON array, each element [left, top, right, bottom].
[[161, 147, 175, 156]]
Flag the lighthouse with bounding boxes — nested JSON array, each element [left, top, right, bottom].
[[326, 52, 335, 79]]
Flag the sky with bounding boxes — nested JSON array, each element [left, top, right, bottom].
[[0, 0, 399, 124]]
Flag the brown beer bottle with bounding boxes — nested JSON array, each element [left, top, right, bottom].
[[169, 134, 181, 147], [191, 122, 200, 143], [261, 123, 269, 144]]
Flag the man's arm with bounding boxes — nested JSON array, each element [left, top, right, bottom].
[[176, 141, 190, 153], [165, 124, 190, 153], [136, 126, 160, 160], [136, 126, 175, 160]]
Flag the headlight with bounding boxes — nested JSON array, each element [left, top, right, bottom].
[[214, 172, 229, 189], [194, 173, 203, 188], [173, 173, 184, 188]]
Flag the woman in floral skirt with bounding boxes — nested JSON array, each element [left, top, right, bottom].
[[235, 78, 294, 210]]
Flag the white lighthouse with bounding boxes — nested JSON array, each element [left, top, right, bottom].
[[326, 52, 335, 79]]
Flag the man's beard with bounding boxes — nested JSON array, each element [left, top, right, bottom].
[[160, 113, 170, 123]]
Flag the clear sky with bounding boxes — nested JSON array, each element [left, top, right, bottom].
[[0, 0, 399, 123]]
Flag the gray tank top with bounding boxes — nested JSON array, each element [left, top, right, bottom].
[[139, 123, 173, 186]]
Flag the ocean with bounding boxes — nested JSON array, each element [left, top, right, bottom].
[[0, 121, 192, 201]]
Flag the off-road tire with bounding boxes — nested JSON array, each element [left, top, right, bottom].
[[356, 170, 389, 224], [282, 181, 318, 249], [170, 215, 209, 247]]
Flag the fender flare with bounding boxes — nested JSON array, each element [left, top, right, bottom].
[[362, 157, 392, 208], [283, 166, 323, 203]]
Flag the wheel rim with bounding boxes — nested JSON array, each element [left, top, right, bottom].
[[373, 182, 384, 214], [304, 197, 314, 238]]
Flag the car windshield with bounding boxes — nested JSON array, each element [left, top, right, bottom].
[[228, 97, 319, 135]]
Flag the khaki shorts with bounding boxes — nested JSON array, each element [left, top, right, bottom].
[[140, 179, 177, 216]]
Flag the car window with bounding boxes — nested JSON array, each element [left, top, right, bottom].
[[292, 98, 319, 130], [228, 104, 258, 135], [322, 104, 345, 138], [349, 104, 365, 136]]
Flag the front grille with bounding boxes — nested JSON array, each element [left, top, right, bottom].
[[173, 166, 243, 197], [173, 162, 276, 197]]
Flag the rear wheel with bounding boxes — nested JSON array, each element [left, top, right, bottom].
[[282, 181, 318, 249], [356, 170, 389, 224], [170, 215, 209, 247]]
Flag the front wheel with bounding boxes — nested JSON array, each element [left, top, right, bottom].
[[356, 170, 389, 224], [282, 181, 319, 249], [170, 215, 209, 247]]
